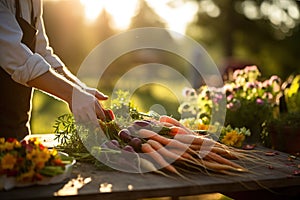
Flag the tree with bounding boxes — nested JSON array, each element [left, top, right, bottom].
[[187, 0, 300, 78]]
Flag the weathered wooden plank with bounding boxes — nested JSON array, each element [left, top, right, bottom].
[[0, 146, 299, 200]]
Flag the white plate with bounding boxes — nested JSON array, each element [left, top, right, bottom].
[[23, 134, 59, 148]]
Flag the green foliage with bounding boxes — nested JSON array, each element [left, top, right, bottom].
[[262, 74, 300, 147], [52, 90, 145, 163], [178, 66, 282, 143], [53, 114, 77, 145], [31, 90, 70, 134], [110, 90, 144, 124], [284, 74, 300, 113], [188, 0, 300, 78], [53, 114, 91, 162]]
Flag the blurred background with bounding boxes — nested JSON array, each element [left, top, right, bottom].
[[31, 0, 300, 133]]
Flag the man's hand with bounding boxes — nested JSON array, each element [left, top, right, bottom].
[[71, 87, 109, 124]]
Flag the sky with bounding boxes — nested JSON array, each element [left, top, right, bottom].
[[46, 0, 199, 34]]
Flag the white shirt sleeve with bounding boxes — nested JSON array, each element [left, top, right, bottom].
[[34, 0, 65, 69], [0, 0, 64, 86]]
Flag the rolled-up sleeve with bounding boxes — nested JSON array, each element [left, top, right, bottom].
[[34, 0, 64, 69], [11, 53, 50, 85], [0, 1, 52, 86]]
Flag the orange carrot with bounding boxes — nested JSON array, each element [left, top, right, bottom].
[[159, 115, 194, 133], [137, 157, 172, 178], [141, 143, 180, 175], [159, 115, 182, 127], [168, 148, 194, 160], [138, 129, 191, 152], [187, 144, 237, 160], [168, 148, 201, 165], [174, 134, 217, 148], [210, 146, 238, 159], [197, 159, 242, 173], [169, 126, 190, 136], [138, 129, 170, 145], [159, 121, 174, 128], [205, 152, 246, 171], [147, 139, 183, 162]]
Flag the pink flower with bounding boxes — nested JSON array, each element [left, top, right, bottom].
[[227, 99, 241, 111], [256, 98, 264, 105], [269, 75, 281, 84], [227, 94, 234, 101], [233, 69, 243, 80], [244, 65, 258, 73], [246, 82, 255, 89], [227, 102, 234, 109], [262, 79, 271, 88]]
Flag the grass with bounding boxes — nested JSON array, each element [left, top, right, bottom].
[[31, 90, 70, 134]]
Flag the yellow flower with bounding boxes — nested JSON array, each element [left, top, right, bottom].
[[37, 149, 51, 162], [18, 169, 35, 182], [235, 134, 245, 148], [221, 130, 245, 148], [0, 144, 5, 151], [4, 142, 15, 151], [26, 149, 38, 160], [26, 152, 33, 160], [35, 161, 46, 170], [14, 141, 21, 148], [221, 131, 238, 146], [32, 149, 50, 170], [1, 153, 17, 170], [0, 138, 5, 144], [50, 148, 58, 157]]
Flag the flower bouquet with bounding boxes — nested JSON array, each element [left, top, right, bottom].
[[0, 137, 75, 190]]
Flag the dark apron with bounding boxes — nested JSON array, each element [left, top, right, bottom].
[[0, 0, 37, 140]]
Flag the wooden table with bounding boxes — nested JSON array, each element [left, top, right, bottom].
[[1, 147, 300, 200]]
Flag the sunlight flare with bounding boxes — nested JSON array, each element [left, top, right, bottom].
[[80, 0, 138, 29], [80, 0, 198, 33]]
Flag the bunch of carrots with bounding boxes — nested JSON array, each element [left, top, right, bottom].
[[99, 112, 252, 177]]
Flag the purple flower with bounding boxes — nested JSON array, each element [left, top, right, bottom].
[[214, 93, 223, 100], [246, 82, 255, 89], [256, 98, 264, 105], [227, 94, 234, 101], [227, 99, 241, 111], [227, 102, 234, 110]]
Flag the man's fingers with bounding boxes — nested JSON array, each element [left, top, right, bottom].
[[85, 87, 108, 101], [95, 91, 108, 100], [95, 101, 106, 121]]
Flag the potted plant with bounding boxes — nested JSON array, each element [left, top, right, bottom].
[[223, 66, 282, 143], [178, 66, 282, 144], [265, 74, 300, 154]]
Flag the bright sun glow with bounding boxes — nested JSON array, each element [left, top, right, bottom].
[[145, 0, 198, 34], [80, 0, 198, 34], [80, 0, 138, 30]]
